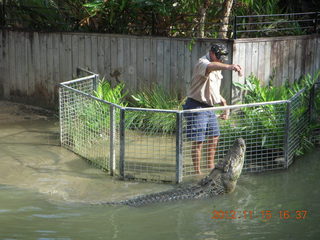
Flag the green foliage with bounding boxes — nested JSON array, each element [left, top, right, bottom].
[[127, 85, 185, 134], [94, 79, 127, 107], [233, 72, 320, 155], [4, 0, 318, 37]]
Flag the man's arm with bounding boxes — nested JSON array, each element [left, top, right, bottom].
[[205, 62, 242, 76], [219, 95, 230, 120]]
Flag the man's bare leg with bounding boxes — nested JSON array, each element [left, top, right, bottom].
[[191, 141, 203, 174], [206, 136, 219, 169]]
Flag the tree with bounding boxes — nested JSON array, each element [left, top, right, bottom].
[[218, 0, 234, 38]]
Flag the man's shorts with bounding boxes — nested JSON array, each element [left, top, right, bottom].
[[183, 98, 220, 142]]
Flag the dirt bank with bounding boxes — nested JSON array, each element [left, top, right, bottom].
[[0, 100, 56, 123]]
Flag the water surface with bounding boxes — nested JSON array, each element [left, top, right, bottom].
[[1, 111, 319, 240]]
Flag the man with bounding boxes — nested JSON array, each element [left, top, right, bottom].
[[183, 44, 243, 174]]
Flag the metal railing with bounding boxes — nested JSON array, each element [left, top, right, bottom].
[[233, 12, 319, 38], [59, 69, 317, 183]]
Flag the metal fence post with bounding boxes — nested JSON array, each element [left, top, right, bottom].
[[284, 100, 291, 168], [93, 74, 99, 91], [119, 108, 126, 179], [109, 105, 116, 176], [176, 112, 183, 183], [233, 15, 237, 39]]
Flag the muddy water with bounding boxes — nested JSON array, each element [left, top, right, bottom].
[[1, 102, 320, 239]]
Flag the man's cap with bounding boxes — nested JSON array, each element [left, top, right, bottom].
[[210, 44, 229, 61]]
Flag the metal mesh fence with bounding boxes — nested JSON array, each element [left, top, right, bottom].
[[120, 108, 178, 182], [59, 74, 119, 173], [286, 89, 310, 165], [310, 82, 320, 145], [182, 101, 287, 177], [59, 71, 318, 183]]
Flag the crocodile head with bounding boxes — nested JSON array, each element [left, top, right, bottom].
[[199, 138, 246, 194]]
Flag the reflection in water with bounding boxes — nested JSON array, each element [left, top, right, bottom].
[[0, 112, 320, 239]]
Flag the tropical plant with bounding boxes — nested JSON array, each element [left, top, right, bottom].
[[94, 79, 127, 106], [233, 72, 320, 156], [127, 85, 185, 134]]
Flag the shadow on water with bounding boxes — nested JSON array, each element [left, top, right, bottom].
[[0, 108, 320, 239]]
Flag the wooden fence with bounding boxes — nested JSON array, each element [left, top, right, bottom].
[[0, 29, 319, 108], [232, 34, 320, 101]]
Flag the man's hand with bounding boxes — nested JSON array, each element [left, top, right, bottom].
[[230, 64, 243, 77], [219, 96, 229, 120], [220, 110, 230, 120]]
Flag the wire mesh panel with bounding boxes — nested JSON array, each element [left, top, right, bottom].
[[286, 89, 310, 166], [59, 69, 318, 183], [311, 82, 320, 145], [182, 101, 288, 177], [121, 108, 178, 182], [59, 77, 117, 171]]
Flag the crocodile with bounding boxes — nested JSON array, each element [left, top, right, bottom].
[[107, 138, 246, 207]]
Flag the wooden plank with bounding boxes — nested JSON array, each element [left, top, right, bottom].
[[300, 38, 307, 77], [244, 42, 253, 77], [110, 36, 118, 86], [282, 40, 290, 84], [97, 36, 104, 77], [78, 34, 85, 70], [270, 40, 278, 84], [52, 33, 60, 98], [20, 32, 27, 96], [163, 39, 171, 93], [103, 36, 111, 80], [8, 31, 16, 97], [288, 40, 296, 84], [117, 36, 124, 84], [0, 30, 9, 97], [91, 35, 98, 73], [257, 41, 266, 84], [12, 32, 19, 96], [150, 38, 157, 86], [231, 42, 243, 103], [170, 40, 178, 94], [39, 34, 47, 92], [84, 35, 92, 70], [129, 37, 137, 91], [156, 39, 164, 88], [183, 40, 192, 96], [33, 32, 41, 97], [46, 34, 54, 91], [264, 41, 272, 84], [71, 34, 79, 78], [251, 42, 259, 78], [60, 34, 72, 83], [305, 38, 312, 76], [294, 39, 302, 81], [136, 37, 144, 91], [143, 37, 151, 88], [275, 41, 283, 86], [65, 34, 73, 81], [177, 40, 185, 96], [26, 32, 34, 96], [123, 37, 131, 85], [238, 41, 246, 82]]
